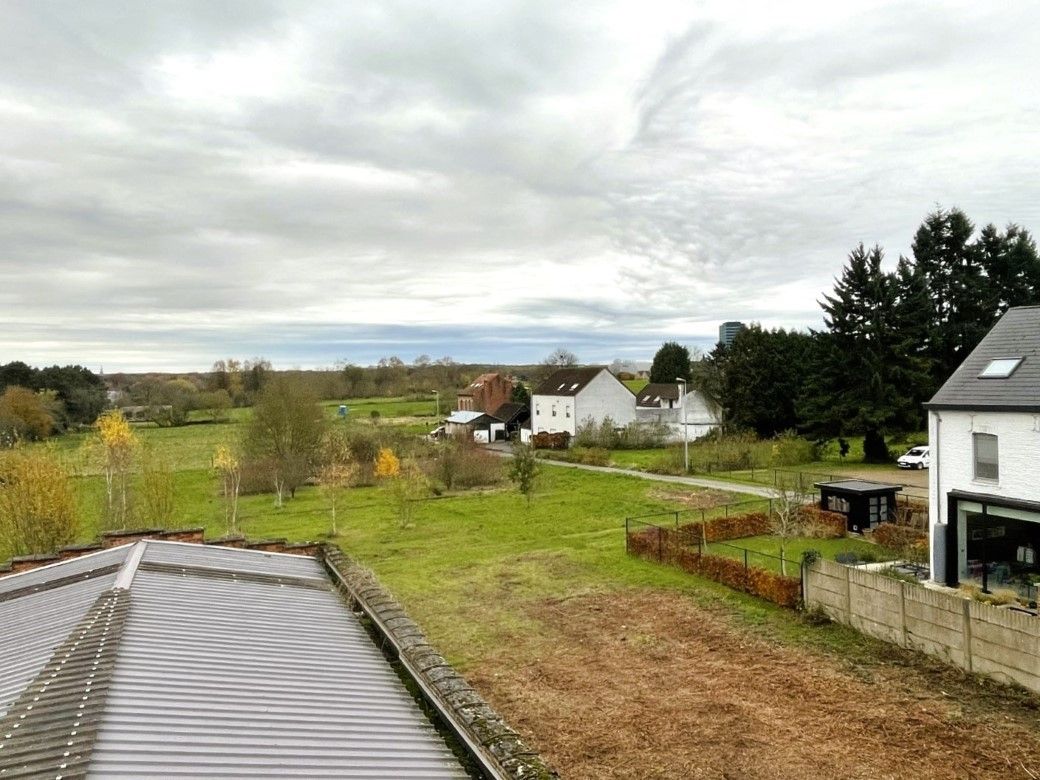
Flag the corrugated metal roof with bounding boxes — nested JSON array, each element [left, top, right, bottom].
[[927, 305, 1040, 410], [0, 544, 130, 596], [0, 542, 469, 778], [0, 570, 119, 719]]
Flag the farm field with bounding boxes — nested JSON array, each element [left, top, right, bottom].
[[12, 407, 1040, 778]]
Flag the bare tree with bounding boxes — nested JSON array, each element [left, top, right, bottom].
[[770, 477, 809, 576]]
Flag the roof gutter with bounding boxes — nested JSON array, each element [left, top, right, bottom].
[[321, 546, 557, 780]]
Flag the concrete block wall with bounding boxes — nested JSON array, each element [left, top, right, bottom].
[[806, 559, 1040, 694]]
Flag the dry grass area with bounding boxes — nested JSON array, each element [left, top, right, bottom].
[[469, 590, 1040, 779], [646, 487, 735, 510]]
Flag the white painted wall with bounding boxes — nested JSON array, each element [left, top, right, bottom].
[[929, 409, 1040, 577], [531, 369, 635, 436], [635, 389, 721, 441]]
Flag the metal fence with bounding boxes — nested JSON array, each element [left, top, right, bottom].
[[626, 496, 780, 529], [624, 517, 803, 582]]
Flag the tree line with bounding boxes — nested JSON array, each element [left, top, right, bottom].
[[699, 207, 1039, 460]]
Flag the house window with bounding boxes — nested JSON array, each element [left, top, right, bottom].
[[973, 433, 999, 481], [565, 407, 571, 418], [552, 406, 557, 417]]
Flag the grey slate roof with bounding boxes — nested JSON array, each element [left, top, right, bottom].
[[532, 366, 609, 396], [635, 383, 680, 407], [0, 541, 468, 779], [926, 305, 1040, 411]]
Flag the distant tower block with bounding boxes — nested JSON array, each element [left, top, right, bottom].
[[718, 321, 746, 347]]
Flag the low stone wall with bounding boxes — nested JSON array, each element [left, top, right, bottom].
[[806, 559, 1040, 694], [322, 545, 558, 780]]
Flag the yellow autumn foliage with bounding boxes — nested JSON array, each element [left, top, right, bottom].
[[374, 447, 400, 478]]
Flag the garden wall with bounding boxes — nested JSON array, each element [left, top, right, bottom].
[[805, 559, 1040, 694]]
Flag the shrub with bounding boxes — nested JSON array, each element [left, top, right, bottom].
[[627, 525, 801, 608], [796, 505, 846, 538], [873, 523, 926, 553], [617, 421, 668, 450], [676, 511, 772, 545], [769, 430, 820, 467], [531, 431, 571, 450]]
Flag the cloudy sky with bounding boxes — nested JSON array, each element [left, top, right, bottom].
[[2, 1, 1038, 371]]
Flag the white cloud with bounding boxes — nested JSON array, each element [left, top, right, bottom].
[[1, 0, 1039, 370]]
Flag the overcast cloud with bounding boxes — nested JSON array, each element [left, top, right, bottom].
[[2, 0, 1038, 370]]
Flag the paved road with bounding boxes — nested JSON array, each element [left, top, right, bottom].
[[490, 448, 776, 498]]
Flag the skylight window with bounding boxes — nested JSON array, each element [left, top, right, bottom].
[[557, 383, 566, 391], [979, 357, 1024, 379], [570, 383, 579, 391]]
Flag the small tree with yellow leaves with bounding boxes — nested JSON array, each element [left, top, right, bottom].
[[0, 447, 77, 559], [213, 444, 242, 534], [374, 447, 400, 478], [139, 447, 175, 528], [95, 410, 137, 529]]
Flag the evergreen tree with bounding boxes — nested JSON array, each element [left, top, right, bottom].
[[722, 325, 811, 437], [976, 222, 1040, 317], [910, 207, 982, 384], [806, 244, 925, 461], [649, 342, 692, 383]]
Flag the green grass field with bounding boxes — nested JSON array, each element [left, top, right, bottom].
[[10, 397, 914, 673]]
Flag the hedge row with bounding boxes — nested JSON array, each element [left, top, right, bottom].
[[796, 505, 847, 538], [675, 511, 772, 545], [873, 522, 927, 550], [531, 431, 571, 450], [628, 525, 802, 609]]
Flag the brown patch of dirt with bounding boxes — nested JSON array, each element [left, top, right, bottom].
[[647, 487, 734, 510], [468, 590, 1040, 779]]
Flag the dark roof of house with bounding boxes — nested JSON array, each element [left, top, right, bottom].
[[0, 542, 469, 778], [926, 306, 1040, 411], [532, 366, 609, 396], [635, 383, 681, 406], [814, 479, 903, 495], [491, 402, 529, 423]]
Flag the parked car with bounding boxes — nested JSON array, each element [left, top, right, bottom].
[[897, 445, 930, 469]]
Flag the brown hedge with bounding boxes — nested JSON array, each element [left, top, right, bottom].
[[873, 522, 927, 551], [627, 525, 801, 608], [675, 511, 772, 545], [796, 505, 847, 538], [531, 431, 572, 450]]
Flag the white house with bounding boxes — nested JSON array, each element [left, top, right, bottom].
[[530, 367, 635, 437], [634, 382, 721, 441], [927, 306, 1040, 593]]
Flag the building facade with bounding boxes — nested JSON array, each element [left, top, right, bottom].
[[927, 306, 1040, 594], [634, 382, 721, 440], [456, 373, 513, 413], [718, 321, 745, 347], [531, 367, 635, 437]]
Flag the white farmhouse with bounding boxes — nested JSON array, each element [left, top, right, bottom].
[[634, 382, 721, 441], [530, 367, 635, 437], [926, 306, 1040, 593]]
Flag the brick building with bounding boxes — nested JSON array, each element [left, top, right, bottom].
[[456, 372, 513, 413]]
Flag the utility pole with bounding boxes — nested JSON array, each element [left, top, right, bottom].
[[432, 390, 440, 418], [677, 377, 689, 473]]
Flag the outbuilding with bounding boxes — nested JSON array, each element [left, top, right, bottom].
[[815, 479, 903, 534], [444, 410, 503, 442]]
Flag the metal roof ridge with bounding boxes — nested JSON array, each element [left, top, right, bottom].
[[112, 540, 148, 590], [141, 537, 323, 560], [0, 542, 136, 583]]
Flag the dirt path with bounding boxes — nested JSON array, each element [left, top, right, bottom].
[[469, 590, 1040, 779]]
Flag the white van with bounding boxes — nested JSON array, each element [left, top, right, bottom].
[[897, 446, 930, 470]]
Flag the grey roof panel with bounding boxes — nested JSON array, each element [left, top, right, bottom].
[[0, 570, 118, 718], [926, 306, 1040, 410], [0, 544, 130, 595], [140, 540, 326, 580], [87, 562, 467, 778]]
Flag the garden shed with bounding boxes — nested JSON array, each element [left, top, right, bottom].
[[815, 479, 902, 534]]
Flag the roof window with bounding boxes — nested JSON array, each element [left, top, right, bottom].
[[978, 357, 1024, 379], [570, 383, 580, 390]]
